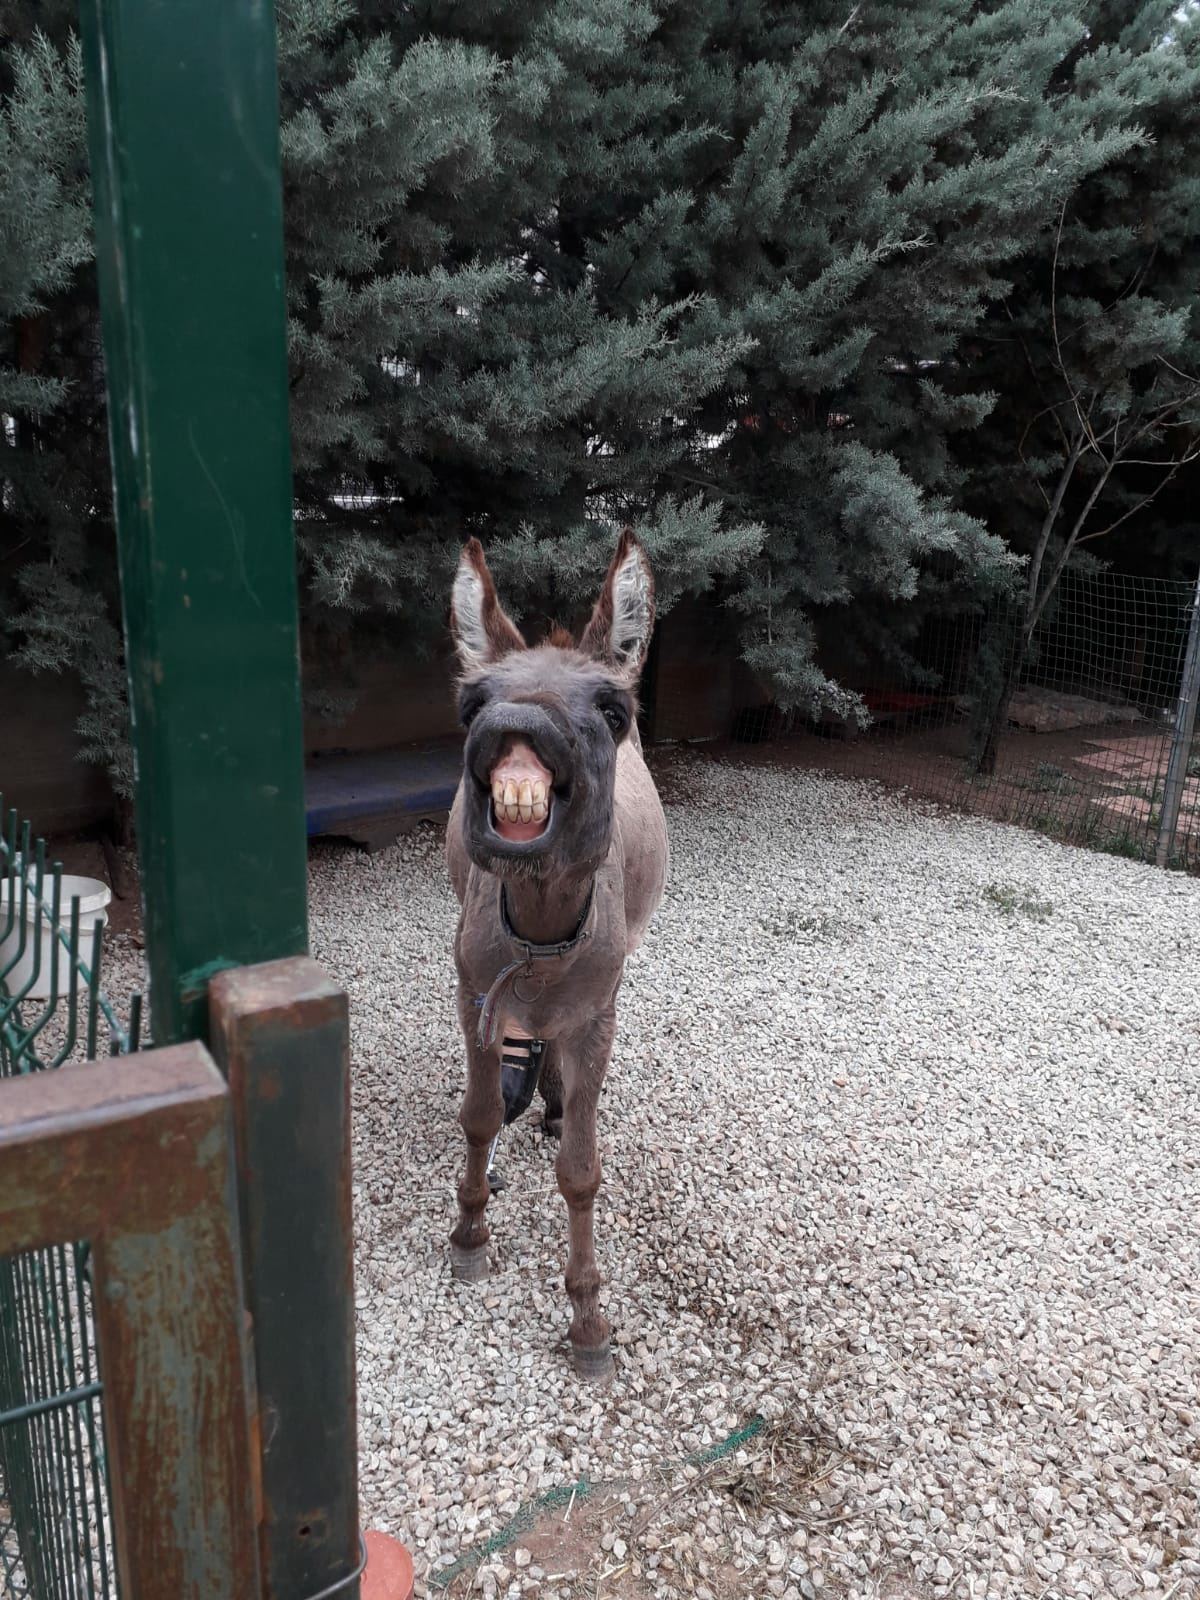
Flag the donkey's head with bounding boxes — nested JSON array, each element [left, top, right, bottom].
[[450, 529, 654, 882]]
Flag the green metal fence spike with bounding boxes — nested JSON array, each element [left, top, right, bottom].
[[84, 923, 103, 1062], [128, 995, 143, 1054], [48, 900, 83, 1070], [11, 870, 64, 1065]]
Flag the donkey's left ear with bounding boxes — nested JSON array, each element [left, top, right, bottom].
[[450, 537, 526, 672], [579, 528, 655, 676]]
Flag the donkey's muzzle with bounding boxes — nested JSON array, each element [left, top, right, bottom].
[[466, 705, 576, 858], [466, 701, 572, 793]]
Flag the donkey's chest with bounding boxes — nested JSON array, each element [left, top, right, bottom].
[[483, 973, 602, 1044], [455, 912, 621, 1044]]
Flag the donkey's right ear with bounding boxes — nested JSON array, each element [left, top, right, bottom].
[[450, 538, 526, 672]]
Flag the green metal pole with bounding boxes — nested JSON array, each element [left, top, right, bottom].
[[78, 0, 308, 1044]]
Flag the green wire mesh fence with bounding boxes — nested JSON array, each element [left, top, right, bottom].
[[716, 569, 1200, 871], [0, 798, 142, 1600]]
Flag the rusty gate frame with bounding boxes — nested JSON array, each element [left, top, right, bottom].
[[0, 1045, 261, 1599]]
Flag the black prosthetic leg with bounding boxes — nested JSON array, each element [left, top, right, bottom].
[[486, 1037, 545, 1193]]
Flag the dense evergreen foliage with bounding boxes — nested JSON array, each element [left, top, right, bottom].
[[1, 1, 1197, 784]]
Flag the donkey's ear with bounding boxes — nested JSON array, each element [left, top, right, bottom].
[[579, 528, 656, 676], [450, 538, 526, 672]]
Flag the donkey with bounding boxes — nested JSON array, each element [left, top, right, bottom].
[[445, 529, 668, 1380]]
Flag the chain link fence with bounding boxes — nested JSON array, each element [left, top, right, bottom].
[[717, 570, 1200, 872], [0, 800, 142, 1600]]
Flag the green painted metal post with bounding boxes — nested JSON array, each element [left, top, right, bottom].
[[77, 0, 308, 1044]]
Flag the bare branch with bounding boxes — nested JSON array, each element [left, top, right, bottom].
[[1025, 427, 1086, 621], [1017, 399, 1078, 509], [1027, 456, 1115, 634], [1117, 442, 1200, 468], [1155, 350, 1200, 387], [1076, 466, 1184, 544], [1005, 302, 1073, 457], [1013, 199, 1200, 643], [1116, 392, 1199, 456], [1047, 200, 1089, 423]]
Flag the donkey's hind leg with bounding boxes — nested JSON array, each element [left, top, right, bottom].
[[538, 1041, 564, 1139], [450, 994, 503, 1284]]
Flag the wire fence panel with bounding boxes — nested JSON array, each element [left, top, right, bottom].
[[0, 799, 142, 1600], [691, 570, 1200, 872]]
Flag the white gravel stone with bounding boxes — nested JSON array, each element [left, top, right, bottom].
[[100, 759, 1200, 1598]]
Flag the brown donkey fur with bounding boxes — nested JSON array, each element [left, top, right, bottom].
[[445, 529, 669, 1380]]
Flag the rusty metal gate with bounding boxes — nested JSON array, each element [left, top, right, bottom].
[[0, 822, 141, 1597]]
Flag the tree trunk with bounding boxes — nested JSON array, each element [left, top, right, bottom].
[[972, 609, 1031, 777], [973, 431, 1087, 775], [974, 656, 1020, 776]]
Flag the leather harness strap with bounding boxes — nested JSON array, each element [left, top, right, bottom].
[[475, 881, 596, 1052]]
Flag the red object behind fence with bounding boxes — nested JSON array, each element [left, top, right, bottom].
[[362, 1531, 415, 1600]]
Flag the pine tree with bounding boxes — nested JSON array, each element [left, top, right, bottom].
[[615, 1, 1156, 712], [959, 1, 1200, 770], [279, 0, 763, 666], [275, 0, 1158, 717], [3, 0, 1198, 793], [0, 18, 133, 792]]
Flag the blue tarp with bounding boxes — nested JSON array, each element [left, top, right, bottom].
[[305, 742, 462, 837]]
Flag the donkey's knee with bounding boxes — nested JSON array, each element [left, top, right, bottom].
[[555, 1149, 601, 1210], [459, 1083, 503, 1149]]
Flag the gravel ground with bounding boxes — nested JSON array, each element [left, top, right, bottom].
[[116, 759, 1200, 1597]]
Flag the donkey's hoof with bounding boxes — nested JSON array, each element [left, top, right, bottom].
[[571, 1339, 614, 1384], [450, 1244, 489, 1284], [542, 1113, 563, 1140]]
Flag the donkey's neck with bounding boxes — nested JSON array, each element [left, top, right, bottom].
[[501, 870, 595, 947]]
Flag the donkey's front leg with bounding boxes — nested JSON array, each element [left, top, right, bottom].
[[557, 1013, 617, 1381], [450, 996, 503, 1284]]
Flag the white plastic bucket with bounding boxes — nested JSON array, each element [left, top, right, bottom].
[[0, 875, 111, 1001]]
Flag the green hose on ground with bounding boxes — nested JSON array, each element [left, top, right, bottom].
[[429, 1414, 765, 1590]]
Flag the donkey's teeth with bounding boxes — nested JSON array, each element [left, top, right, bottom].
[[488, 746, 553, 836]]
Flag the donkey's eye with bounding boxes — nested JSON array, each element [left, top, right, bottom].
[[600, 703, 627, 736]]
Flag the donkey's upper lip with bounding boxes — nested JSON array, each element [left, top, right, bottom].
[[489, 738, 555, 791]]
